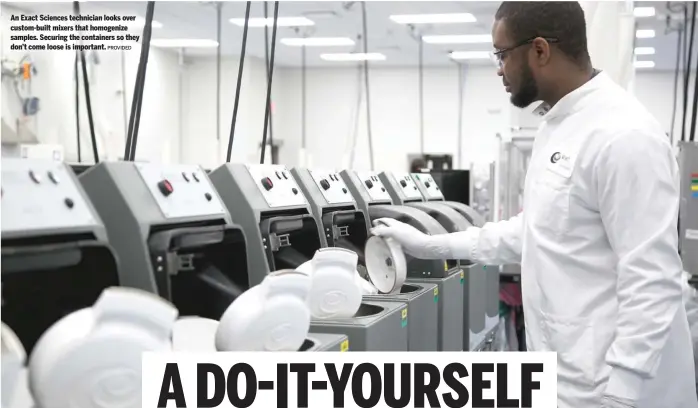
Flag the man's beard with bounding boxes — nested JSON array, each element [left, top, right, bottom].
[[510, 62, 539, 108]]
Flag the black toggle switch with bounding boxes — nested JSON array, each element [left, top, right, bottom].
[[319, 179, 330, 190], [261, 177, 274, 191], [424, 181, 431, 188], [292, 188, 298, 195], [205, 193, 212, 201], [365, 179, 373, 189], [400, 180, 407, 188], [342, 187, 348, 194], [64, 198, 74, 209], [157, 180, 174, 197]]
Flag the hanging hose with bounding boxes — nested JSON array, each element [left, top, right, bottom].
[[216, 3, 222, 142], [124, 1, 155, 161], [360, 2, 375, 170], [263, 1, 275, 161], [74, 53, 81, 162], [73, 1, 98, 163], [681, 4, 695, 143], [259, 1, 279, 164], [418, 34, 424, 155], [686, 3, 698, 142], [670, 17, 683, 145], [457, 63, 465, 169], [226, 1, 251, 162], [301, 33, 307, 151]]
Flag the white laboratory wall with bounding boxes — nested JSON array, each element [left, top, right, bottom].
[[251, 65, 513, 171], [0, 3, 179, 163]]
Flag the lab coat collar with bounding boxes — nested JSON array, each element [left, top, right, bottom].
[[533, 69, 610, 121]]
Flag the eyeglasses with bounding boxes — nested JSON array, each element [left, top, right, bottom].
[[490, 37, 560, 68]]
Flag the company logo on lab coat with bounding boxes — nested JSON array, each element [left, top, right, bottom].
[[550, 152, 570, 164]]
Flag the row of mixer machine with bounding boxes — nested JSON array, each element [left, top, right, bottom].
[[0, 159, 501, 407]]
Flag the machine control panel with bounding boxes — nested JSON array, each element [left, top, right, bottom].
[[356, 171, 392, 202], [135, 163, 227, 219], [1, 159, 97, 233], [411, 173, 444, 200], [390, 172, 423, 200], [309, 169, 354, 205], [247, 164, 308, 208]]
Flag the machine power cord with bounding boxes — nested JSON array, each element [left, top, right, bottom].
[[74, 53, 81, 163], [690, 3, 698, 143], [73, 1, 98, 163], [263, 1, 274, 159], [669, 9, 684, 145], [225, 1, 251, 162], [681, 4, 695, 143], [361, 1, 375, 170], [124, 1, 155, 161], [259, 1, 279, 164]]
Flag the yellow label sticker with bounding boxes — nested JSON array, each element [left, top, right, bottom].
[[401, 308, 408, 319], [444, 261, 448, 271], [434, 287, 439, 297], [692, 185, 698, 191], [340, 340, 349, 352], [460, 271, 465, 279]]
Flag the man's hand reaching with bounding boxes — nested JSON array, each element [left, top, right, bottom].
[[369, 218, 452, 260]]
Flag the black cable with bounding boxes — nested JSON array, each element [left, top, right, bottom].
[[690, 3, 698, 142], [79, 48, 99, 163], [216, 3, 222, 141], [670, 21, 683, 145], [263, 1, 274, 161], [301, 36, 307, 150], [682, 4, 695, 142], [418, 33, 424, 155], [226, 1, 251, 162], [73, 1, 98, 163], [259, 1, 279, 164], [125, 1, 155, 161], [361, 1, 375, 170], [74, 53, 81, 162]]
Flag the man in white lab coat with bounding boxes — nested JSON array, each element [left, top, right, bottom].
[[371, 2, 698, 408]]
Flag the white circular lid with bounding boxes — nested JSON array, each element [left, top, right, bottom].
[[364, 235, 407, 294]]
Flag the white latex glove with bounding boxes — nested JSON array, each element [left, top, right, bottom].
[[369, 218, 451, 260]]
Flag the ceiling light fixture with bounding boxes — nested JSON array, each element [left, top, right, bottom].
[[633, 7, 656, 17], [634, 46, 656, 55], [450, 51, 491, 60], [151, 39, 219, 48], [423, 34, 492, 44], [281, 37, 355, 47], [633, 60, 655, 69], [134, 17, 163, 28], [320, 52, 386, 61], [636, 29, 655, 38], [230, 17, 314, 27], [389, 13, 476, 24]]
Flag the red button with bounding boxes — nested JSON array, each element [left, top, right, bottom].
[[157, 180, 174, 196], [261, 177, 273, 191]]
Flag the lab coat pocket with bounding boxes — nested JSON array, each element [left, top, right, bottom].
[[531, 175, 571, 236], [542, 313, 595, 389]]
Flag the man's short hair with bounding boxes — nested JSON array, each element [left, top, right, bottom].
[[495, 1, 591, 66]]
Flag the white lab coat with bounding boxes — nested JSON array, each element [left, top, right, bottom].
[[457, 72, 697, 408]]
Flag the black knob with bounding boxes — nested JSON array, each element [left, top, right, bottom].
[[292, 188, 298, 195], [64, 198, 74, 209], [342, 187, 348, 194], [365, 179, 373, 189], [205, 192, 212, 201], [399, 180, 407, 188], [425, 181, 431, 188], [320, 179, 330, 190], [157, 180, 174, 196], [381, 187, 386, 192], [261, 177, 273, 191]]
